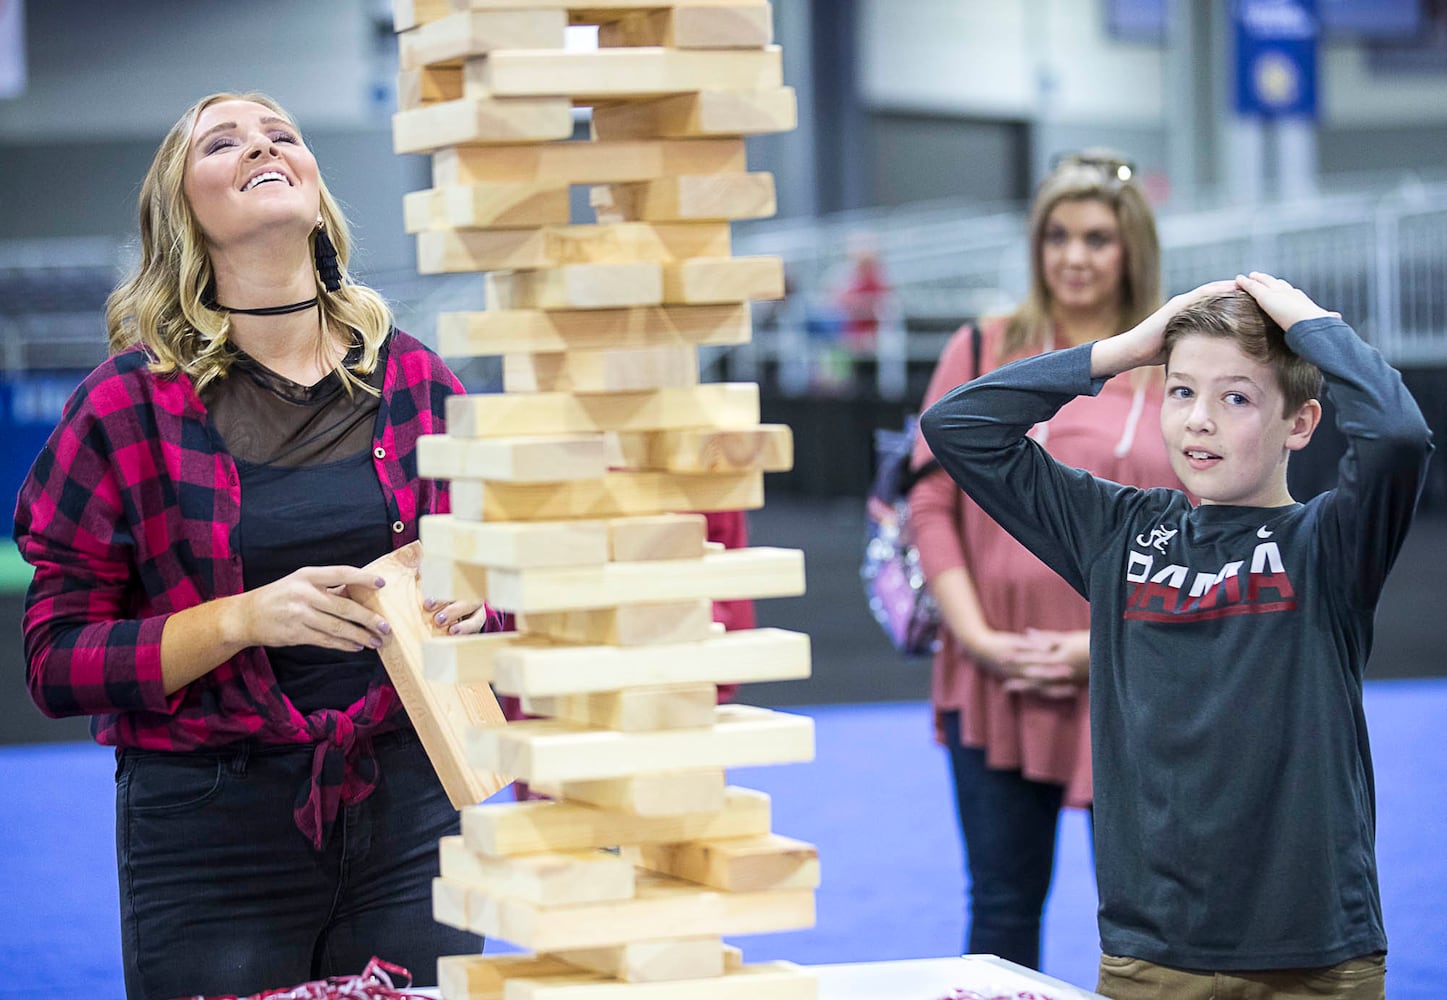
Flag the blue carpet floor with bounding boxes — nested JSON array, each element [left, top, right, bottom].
[[3, 682, 1444, 999]]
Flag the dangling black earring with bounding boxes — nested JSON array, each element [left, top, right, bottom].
[[314, 220, 342, 293]]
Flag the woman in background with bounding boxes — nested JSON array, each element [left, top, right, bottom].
[[14, 92, 493, 998], [910, 151, 1182, 969]]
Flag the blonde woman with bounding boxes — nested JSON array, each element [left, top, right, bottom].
[[14, 93, 492, 997], [909, 151, 1184, 969]]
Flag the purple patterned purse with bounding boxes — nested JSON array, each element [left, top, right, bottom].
[[862, 419, 942, 657]]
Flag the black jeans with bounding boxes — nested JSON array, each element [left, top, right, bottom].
[[942, 710, 1066, 971], [115, 729, 480, 1000]]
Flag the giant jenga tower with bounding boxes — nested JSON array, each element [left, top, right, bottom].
[[384, 2, 820, 997]]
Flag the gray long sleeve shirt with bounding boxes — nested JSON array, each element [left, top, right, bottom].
[[920, 317, 1433, 970]]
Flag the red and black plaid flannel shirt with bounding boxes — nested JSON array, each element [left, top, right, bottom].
[[14, 330, 492, 848]]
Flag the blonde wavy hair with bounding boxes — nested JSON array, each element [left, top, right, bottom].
[[104, 91, 393, 394], [999, 149, 1161, 362]]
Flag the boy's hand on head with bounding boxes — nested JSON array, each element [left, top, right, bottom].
[[1235, 271, 1336, 329], [1091, 279, 1237, 377]]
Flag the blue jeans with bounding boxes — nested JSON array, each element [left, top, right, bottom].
[[116, 728, 480, 1000], [942, 710, 1066, 970]]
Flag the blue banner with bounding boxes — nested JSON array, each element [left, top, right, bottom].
[[1234, 0, 1319, 119]]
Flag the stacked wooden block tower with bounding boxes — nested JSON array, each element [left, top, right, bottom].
[[386, 1, 821, 997]]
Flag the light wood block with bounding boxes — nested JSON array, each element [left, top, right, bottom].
[[597, 4, 773, 49], [465, 47, 782, 101], [591, 87, 797, 139], [469, 704, 814, 783], [448, 469, 765, 525], [505, 962, 815, 1000], [438, 305, 750, 357], [404, 183, 571, 231], [522, 682, 718, 731], [445, 383, 759, 438], [660, 256, 784, 303], [430, 625, 810, 694], [485, 264, 664, 310], [423, 631, 515, 686], [420, 516, 611, 569], [432, 138, 746, 187], [400, 10, 566, 70], [393, 0, 453, 33], [518, 601, 715, 648], [418, 222, 730, 274], [452, 0, 773, 9], [436, 870, 815, 951], [550, 768, 727, 816], [350, 542, 510, 808], [592, 172, 776, 223], [636, 834, 819, 893], [502, 345, 698, 394], [610, 426, 792, 473], [550, 937, 726, 984], [438, 954, 578, 1000], [398, 66, 463, 109], [439, 836, 636, 905], [393, 98, 575, 154], [418, 434, 608, 482], [461, 785, 772, 856], [608, 513, 707, 561], [481, 547, 803, 614]]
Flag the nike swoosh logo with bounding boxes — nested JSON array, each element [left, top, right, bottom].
[[1257, 525, 1273, 539]]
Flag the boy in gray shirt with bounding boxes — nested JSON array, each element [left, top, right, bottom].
[[921, 272, 1433, 999]]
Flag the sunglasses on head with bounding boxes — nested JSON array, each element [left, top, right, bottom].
[[1051, 151, 1137, 183]]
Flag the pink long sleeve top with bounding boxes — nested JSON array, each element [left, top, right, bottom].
[[909, 318, 1182, 807]]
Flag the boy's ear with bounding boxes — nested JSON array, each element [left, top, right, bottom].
[[1285, 398, 1323, 453]]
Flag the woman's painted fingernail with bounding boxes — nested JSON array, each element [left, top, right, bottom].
[[375, 577, 387, 588], [423, 598, 436, 610], [449, 624, 461, 635], [377, 621, 391, 635], [435, 612, 447, 625]]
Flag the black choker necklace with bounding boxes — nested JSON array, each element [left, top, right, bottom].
[[217, 297, 319, 317]]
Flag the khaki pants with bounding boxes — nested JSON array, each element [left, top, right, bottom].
[[1096, 952, 1385, 1000]]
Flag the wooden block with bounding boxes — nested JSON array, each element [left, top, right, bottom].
[[392, 0, 453, 33], [349, 542, 510, 808], [393, 98, 575, 154], [449, 469, 765, 524], [445, 383, 758, 438], [461, 785, 772, 856], [434, 875, 473, 930], [422, 631, 513, 685], [553, 768, 727, 816], [436, 626, 811, 694], [438, 954, 579, 1000], [432, 138, 746, 187], [485, 264, 664, 310], [591, 87, 797, 140], [438, 304, 749, 357], [439, 870, 814, 951], [465, 47, 783, 101], [608, 513, 707, 561], [636, 834, 819, 893], [398, 66, 463, 110], [399, 10, 566, 71], [597, 4, 773, 49], [503, 346, 698, 394], [439, 836, 636, 905], [522, 682, 718, 731], [482, 546, 803, 613], [420, 515, 611, 569], [403, 183, 571, 232], [661, 256, 784, 304], [453, 0, 771, 9], [550, 937, 726, 984], [592, 172, 776, 223], [506, 962, 816, 1000], [417, 222, 731, 274], [519, 600, 715, 647], [610, 425, 792, 473], [468, 704, 814, 783], [418, 434, 608, 482]]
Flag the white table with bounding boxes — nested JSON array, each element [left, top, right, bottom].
[[410, 955, 1105, 999]]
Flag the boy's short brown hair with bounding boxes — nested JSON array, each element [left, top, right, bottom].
[[1163, 291, 1324, 415]]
